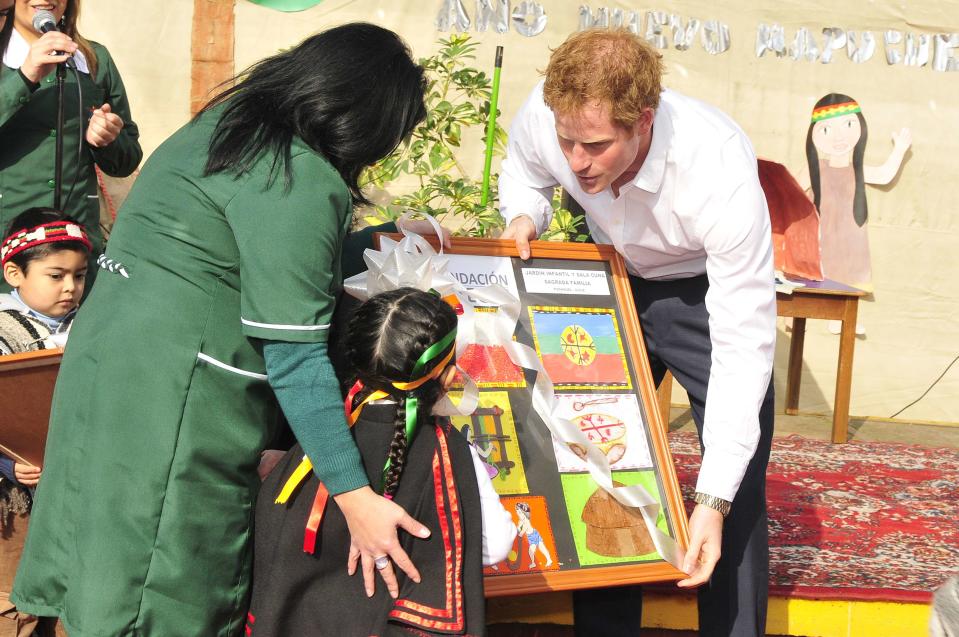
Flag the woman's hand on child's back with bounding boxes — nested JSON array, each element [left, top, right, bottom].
[[14, 462, 41, 487], [335, 486, 431, 599]]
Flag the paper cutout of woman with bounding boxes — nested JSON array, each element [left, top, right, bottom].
[[797, 93, 911, 295], [515, 502, 553, 569]]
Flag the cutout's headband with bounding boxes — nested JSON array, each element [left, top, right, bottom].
[[1, 221, 91, 266], [811, 100, 861, 123]]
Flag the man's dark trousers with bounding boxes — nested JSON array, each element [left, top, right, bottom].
[[573, 274, 775, 637]]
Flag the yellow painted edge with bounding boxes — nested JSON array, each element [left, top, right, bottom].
[[848, 600, 931, 637], [489, 592, 932, 637]]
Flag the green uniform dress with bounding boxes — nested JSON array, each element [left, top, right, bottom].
[[0, 37, 141, 288], [11, 106, 352, 636]]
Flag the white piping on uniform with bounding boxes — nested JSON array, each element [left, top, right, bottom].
[[196, 352, 268, 380], [240, 318, 330, 331]]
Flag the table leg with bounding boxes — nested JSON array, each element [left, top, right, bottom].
[[832, 299, 859, 443], [785, 317, 806, 415]]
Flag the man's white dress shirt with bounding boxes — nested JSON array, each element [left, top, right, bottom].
[[499, 81, 776, 502]]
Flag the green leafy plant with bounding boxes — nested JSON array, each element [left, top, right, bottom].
[[360, 34, 586, 242]]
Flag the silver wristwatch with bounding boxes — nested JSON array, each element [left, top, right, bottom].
[[694, 492, 732, 517]]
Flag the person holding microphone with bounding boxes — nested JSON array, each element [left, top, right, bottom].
[[1, 0, 141, 292]]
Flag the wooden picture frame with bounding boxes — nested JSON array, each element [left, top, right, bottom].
[[0, 348, 63, 467], [375, 234, 690, 596]]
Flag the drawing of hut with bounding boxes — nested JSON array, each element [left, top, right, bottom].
[[581, 483, 655, 558]]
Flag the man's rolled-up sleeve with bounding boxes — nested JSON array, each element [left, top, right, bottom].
[[499, 83, 560, 235]]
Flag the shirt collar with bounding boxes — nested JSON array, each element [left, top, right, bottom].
[[10, 289, 74, 331], [3, 27, 89, 74], [632, 93, 673, 194]]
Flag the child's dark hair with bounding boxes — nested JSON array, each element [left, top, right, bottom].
[[3, 208, 91, 273], [345, 287, 458, 498]]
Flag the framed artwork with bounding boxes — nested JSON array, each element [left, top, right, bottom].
[[375, 235, 689, 596]]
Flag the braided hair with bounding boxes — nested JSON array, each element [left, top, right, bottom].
[[344, 287, 458, 498]]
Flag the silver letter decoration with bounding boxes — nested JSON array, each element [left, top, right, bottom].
[[904, 32, 931, 67], [789, 27, 819, 61], [701, 20, 730, 55], [475, 0, 510, 34], [512, 1, 546, 37], [578, 5, 607, 30], [846, 30, 876, 63], [610, 8, 625, 28], [645, 11, 669, 49], [820, 27, 846, 63], [625, 10, 642, 35], [884, 30, 903, 64], [933, 33, 959, 71], [670, 14, 700, 51], [436, 0, 470, 32], [756, 23, 786, 57]]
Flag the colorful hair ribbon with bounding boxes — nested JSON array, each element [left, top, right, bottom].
[[811, 100, 861, 122]]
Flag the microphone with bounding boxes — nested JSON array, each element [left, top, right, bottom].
[[32, 9, 58, 34], [32, 10, 73, 67]]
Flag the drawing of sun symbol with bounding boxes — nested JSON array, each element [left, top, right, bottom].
[[560, 324, 595, 366]]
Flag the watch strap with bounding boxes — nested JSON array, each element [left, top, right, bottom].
[[694, 491, 732, 517]]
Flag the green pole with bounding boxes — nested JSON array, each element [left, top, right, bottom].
[[481, 46, 503, 207]]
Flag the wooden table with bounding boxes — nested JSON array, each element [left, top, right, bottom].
[[778, 279, 865, 443], [656, 279, 865, 443]]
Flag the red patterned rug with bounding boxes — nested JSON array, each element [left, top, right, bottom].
[[669, 432, 959, 603]]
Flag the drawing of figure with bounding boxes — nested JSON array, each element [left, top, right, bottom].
[[796, 93, 911, 296], [462, 423, 498, 480], [515, 502, 553, 569]]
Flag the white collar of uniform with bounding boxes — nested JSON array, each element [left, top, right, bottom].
[[632, 90, 673, 194], [3, 27, 90, 74]]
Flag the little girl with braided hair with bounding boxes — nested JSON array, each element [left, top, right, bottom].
[[249, 287, 515, 637]]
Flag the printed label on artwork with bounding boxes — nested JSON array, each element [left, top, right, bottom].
[[522, 268, 610, 296], [446, 254, 519, 307]]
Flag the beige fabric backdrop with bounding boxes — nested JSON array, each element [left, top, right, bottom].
[[79, 0, 959, 423]]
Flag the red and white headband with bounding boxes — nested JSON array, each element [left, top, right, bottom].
[[1, 221, 92, 266]]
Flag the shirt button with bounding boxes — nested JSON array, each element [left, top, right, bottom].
[[18, 96, 27, 104], [47, 179, 55, 189], [46, 77, 54, 84]]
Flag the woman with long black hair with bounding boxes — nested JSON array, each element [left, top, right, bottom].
[[13, 23, 430, 636]]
